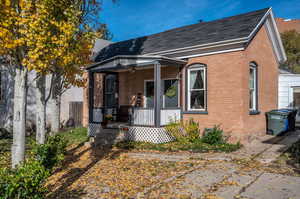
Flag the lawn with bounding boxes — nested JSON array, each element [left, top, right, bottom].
[[115, 140, 241, 153], [60, 127, 88, 146], [0, 127, 88, 168]]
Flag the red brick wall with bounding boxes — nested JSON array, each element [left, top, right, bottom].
[[276, 18, 300, 33], [181, 25, 278, 142], [241, 25, 278, 141]]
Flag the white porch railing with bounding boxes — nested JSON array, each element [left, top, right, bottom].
[[92, 108, 103, 123], [160, 109, 181, 126], [132, 108, 155, 126], [132, 108, 181, 126]]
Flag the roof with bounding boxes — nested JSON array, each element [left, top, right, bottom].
[[87, 55, 187, 72], [279, 68, 293, 74], [95, 8, 270, 62], [91, 39, 113, 61]]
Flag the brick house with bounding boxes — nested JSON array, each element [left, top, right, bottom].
[[276, 18, 300, 33], [84, 8, 286, 143]]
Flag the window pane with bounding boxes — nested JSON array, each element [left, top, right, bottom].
[[146, 81, 154, 108], [164, 79, 178, 108], [249, 68, 255, 89], [190, 70, 204, 89], [105, 94, 116, 107], [105, 75, 116, 92], [190, 91, 205, 109], [249, 90, 254, 109]]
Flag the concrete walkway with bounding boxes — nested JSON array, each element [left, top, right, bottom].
[[128, 130, 300, 163], [130, 130, 300, 199]]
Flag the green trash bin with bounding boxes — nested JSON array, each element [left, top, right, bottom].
[[265, 110, 290, 135]]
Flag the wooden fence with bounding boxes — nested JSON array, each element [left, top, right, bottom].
[[69, 101, 83, 127]]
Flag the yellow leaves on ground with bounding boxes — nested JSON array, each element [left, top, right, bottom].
[[46, 145, 195, 199]]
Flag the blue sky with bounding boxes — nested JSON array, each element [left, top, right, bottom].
[[100, 0, 300, 42]]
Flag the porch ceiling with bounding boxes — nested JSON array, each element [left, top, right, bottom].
[[86, 55, 187, 73]]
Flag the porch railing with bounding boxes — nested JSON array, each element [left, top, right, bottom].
[[132, 108, 181, 126], [91, 107, 182, 127], [92, 108, 103, 123]]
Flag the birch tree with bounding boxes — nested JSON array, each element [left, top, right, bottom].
[[0, 0, 95, 167], [0, 0, 34, 168]]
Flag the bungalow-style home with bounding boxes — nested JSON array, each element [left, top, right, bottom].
[[85, 8, 286, 143]]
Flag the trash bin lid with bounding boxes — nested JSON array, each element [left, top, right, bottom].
[[267, 109, 290, 116]]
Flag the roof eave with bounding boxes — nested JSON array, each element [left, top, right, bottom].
[[86, 55, 187, 71]]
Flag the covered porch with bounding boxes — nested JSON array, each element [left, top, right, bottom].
[[87, 56, 187, 143]]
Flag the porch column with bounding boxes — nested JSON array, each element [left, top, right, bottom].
[[88, 71, 94, 124], [154, 61, 161, 127]]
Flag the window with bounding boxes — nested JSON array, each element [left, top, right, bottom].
[[249, 63, 258, 111], [145, 81, 154, 108], [187, 64, 206, 111], [163, 79, 179, 108], [104, 74, 117, 107], [144, 79, 179, 108]]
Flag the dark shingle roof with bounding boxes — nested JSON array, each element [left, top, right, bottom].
[[95, 8, 269, 62]]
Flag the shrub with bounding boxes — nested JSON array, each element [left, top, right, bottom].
[[165, 120, 186, 142], [289, 140, 300, 164], [202, 125, 226, 145], [165, 119, 200, 143], [33, 134, 67, 171], [184, 119, 200, 142], [0, 159, 49, 199]]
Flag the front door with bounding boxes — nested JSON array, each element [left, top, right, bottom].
[[104, 74, 118, 120]]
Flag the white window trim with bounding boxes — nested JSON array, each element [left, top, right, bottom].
[[187, 66, 206, 111], [249, 65, 257, 111], [144, 78, 180, 108]]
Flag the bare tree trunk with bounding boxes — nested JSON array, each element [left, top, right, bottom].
[[11, 67, 28, 168], [35, 74, 46, 144], [51, 74, 61, 134]]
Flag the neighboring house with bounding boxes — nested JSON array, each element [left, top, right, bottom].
[[278, 69, 300, 124], [276, 18, 300, 33], [84, 8, 286, 143], [0, 66, 84, 132], [276, 17, 300, 114]]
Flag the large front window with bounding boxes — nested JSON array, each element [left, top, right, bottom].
[[145, 79, 179, 108], [249, 63, 257, 111], [187, 65, 206, 111]]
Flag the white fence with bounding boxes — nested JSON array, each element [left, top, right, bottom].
[[132, 108, 181, 126]]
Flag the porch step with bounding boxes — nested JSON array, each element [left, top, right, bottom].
[[92, 128, 125, 147]]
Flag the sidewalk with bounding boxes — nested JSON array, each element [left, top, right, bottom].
[[129, 130, 300, 198]]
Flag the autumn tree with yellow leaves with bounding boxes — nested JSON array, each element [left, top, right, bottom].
[[0, 0, 106, 167]]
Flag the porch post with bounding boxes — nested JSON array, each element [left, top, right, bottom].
[[88, 71, 94, 124], [154, 61, 161, 127]]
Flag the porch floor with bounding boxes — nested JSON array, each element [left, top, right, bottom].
[[105, 122, 129, 129]]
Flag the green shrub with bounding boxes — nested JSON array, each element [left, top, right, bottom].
[[165, 119, 200, 143], [184, 119, 200, 142], [202, 125, 226, 145], [165, 120, 186, 142], [33, 134, 67, 171], [0, 159, 49, 199], [289, 140, 300, 164]]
